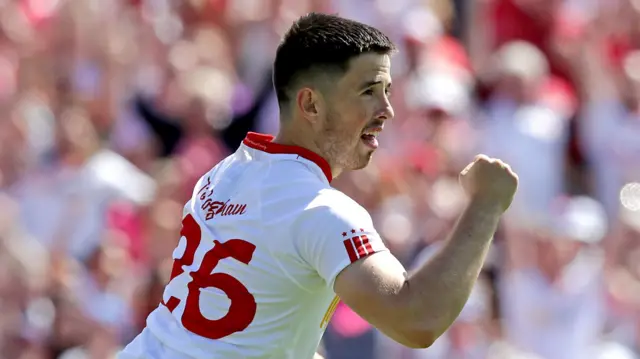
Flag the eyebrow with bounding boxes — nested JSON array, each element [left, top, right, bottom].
[[359, 80, 392, 90]]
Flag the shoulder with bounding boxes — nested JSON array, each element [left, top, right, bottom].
[[310, 188, 369, 216], [259, 160, 337, 210], [295, 188, 374, 233], [264, 159, 330, 188]]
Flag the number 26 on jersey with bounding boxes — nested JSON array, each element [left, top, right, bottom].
[[161, 214, 258, 339]]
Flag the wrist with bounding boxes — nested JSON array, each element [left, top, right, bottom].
[[466, 195, 505, 217]]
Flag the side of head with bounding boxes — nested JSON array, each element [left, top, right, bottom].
[[273, 13, 396, 174]]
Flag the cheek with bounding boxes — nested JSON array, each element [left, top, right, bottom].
[[329, 103, 365, 131], [342, 116, 368, 142], [344, 101, 371, 129]]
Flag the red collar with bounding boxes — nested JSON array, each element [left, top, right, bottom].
[[242, 132, 333, 183]]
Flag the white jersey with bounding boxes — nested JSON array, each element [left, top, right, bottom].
[[119, 132, 388, 359]]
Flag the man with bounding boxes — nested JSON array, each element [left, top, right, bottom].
[[118, 13, 518, 359]]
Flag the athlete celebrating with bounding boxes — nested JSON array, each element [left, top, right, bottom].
[[118, 12, 518, 359]]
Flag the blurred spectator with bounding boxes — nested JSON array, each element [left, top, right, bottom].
[[499, 196, 608, 359]]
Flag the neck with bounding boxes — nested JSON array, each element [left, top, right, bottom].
[[274, 123, 342, 178]]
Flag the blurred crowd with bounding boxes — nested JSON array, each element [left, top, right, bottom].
[[2, 0, 640, 358]]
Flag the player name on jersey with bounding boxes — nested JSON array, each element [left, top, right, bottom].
[[203, 199, 247, 220], [197, 176, 247, 220]]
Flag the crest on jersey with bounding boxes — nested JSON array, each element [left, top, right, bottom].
[[342, 229, 374, 263]]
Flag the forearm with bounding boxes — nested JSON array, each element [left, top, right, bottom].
[[401, 198, 501, 340]]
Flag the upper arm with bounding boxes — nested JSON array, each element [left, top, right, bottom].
[[333, 251, 425, 347], [294, 191, 424, 347], [294, 191, 389, 289]]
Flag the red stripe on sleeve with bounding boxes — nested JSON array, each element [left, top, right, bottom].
[[343, 239, 358, 263], [361, 235, 373, 254], [352, 236, 367, 258]]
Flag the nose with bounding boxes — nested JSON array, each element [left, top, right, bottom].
[[376, 95, 394, 121]]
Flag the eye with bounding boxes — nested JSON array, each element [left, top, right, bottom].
[[362, 88, 374, 96], [385, 84, 393, 96]]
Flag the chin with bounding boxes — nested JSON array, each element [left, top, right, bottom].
[[348, 152, 374, 171]]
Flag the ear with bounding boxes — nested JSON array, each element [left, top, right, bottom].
[[296, 87, 321, 123]]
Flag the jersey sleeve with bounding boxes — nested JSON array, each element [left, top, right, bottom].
[[294, 190, 388, 289]]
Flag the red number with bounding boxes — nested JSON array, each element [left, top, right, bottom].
[[162, 214, 258, 339]]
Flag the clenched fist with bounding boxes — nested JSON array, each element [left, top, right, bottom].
[[459, 155, 519, 213]]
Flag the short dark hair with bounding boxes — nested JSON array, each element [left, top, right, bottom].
[[273, 13, 396, 106]]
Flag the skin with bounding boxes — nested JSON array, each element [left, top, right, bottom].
[[275, 53, 394, 178]]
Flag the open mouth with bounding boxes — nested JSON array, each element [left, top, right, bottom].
[[360, 127, 382, 149]]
